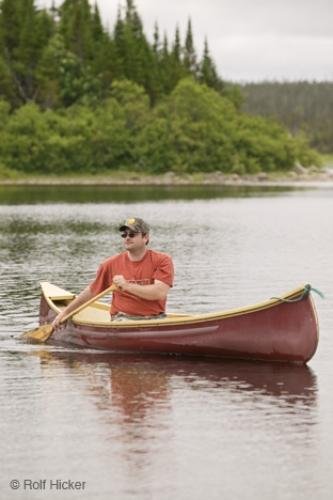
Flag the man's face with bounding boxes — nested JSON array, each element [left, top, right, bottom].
[[121, 231, 148, 250]]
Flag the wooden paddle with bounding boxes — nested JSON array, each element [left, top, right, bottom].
[[22, 284, 117, 343]]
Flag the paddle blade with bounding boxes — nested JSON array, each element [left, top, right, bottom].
[[22, 324, 53, 342]]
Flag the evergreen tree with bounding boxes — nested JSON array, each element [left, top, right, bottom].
[[49, 0, 58, 21], [161, 26, 186, 93], [0, 0, 54, 105], [162, 32, 169, 59], [199, 38, 219, 89], [0, 0, 226, 107], [172, 26, 181, 62], [183, 18, 197, 75], [0, 0, 20, 103], [58, 0, 95, 61], [125, 0, 136, 24], [91, 2, 103, 41], [89, 2, 117, 95], [114, 0, 156, 101], [113, 8, 126, 77], [153, 22, 160, 54], [157, 32, 172, 94], [0, 0, 21, 54]]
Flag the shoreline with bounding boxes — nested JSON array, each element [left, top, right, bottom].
[[1, 171, 333, 188]]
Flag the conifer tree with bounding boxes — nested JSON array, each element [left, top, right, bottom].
[[0, 7, 14, 103], [0, 0, 54, 105], [59, 0, 95, 61], [49, 0, 58, 21], [162, 32, 169, 59], [172, 26, 181, 62], [162, 26, 186, 93], [0, 0, 226, 108], [91, 2, 103, 40], [113, 8, 126, 77], [0, 0, 21, 54], [199, 38, 219, 89], [153, 22, 160, 54], [157, 32, 171, 94], [114, 0, 155, 100], [125, 0, 136, 24], [183, 18, 197, 75], [89, 2, 117, 94]]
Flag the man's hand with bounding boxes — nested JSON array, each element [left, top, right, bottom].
[[51, 311, 66, 331], [113, 275, 129, 291], [50, 286, 95, 331], [112, 276, 169, 301]]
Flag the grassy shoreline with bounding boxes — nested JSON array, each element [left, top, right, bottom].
[[1, 156, 333, 187], [1, 171, 333, 187]]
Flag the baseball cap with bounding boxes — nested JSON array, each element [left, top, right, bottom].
[[119, 217, 150, 234]]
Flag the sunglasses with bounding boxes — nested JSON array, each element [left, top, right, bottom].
[[121, 231, 139, 238]]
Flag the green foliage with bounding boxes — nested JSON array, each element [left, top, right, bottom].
[[0, 0, 55, 105], [113, 1, 156, 101], [0, 79, 320, 175], [38, 33, 101, 107], [0, 98, 130, 173], [0, 1, 322, 176], [0, 81, 149, 174], [136, 79, 318, 174], [198, 38, 220, 91], [0, 0, 227, 108], [183, 19, 197, 75], [0, 102, 52, 171]]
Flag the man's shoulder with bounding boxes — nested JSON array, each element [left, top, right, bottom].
[[100, 252, 126, 268], [148, 249, 173, 263]]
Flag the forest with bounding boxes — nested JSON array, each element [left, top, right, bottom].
[[0, 0, 322, 176], [241, 81, 333, 154]]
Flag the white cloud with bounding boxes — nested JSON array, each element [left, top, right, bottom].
[[218, 35, 333, 81]]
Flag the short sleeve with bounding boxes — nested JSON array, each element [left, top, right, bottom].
[[153, 254, 174, 287], [89, 261, 112, 295]]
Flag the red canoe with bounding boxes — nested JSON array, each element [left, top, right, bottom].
[[38, 282, 319, 364]]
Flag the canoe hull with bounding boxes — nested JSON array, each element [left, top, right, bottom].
[[39, 289, 319, 363]]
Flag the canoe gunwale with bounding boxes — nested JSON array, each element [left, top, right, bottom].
[[40, 282, 314, 329]]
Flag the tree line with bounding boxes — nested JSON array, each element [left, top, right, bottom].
[[0, 78, 319, 176], [0, 0, 320, 176], [0, 0, 223, 108], [241, 81, 333, 153]]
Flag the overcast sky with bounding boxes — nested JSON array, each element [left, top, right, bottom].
[[38, 0, 333, 82]]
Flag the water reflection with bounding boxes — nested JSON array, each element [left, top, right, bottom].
[[35, 351, 317, 415], [0, 184, 298, 204], [0, 345, 320, 500]]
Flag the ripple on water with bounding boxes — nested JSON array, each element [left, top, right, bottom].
[[0, 187, 333, 500]]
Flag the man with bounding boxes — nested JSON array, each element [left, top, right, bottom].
[[51, 217, 174, 328]]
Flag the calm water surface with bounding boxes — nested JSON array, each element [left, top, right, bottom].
[[0, 185, 332, 500]]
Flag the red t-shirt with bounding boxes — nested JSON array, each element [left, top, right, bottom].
[[89, 249, 174, 316]]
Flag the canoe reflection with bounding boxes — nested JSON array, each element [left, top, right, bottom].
[[36, 351, 317, 418]]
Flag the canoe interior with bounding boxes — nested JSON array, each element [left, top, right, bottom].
[[40, 281, 315, 328]]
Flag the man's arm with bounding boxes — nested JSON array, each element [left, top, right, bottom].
[[113, 275, 170, 301], [51, 286, 95, 329]]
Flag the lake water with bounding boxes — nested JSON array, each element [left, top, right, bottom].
[[0, 184, 332, 500]]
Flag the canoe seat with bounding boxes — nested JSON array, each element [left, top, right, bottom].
[[72, 303, 196, 325], [74, 305, 111, 323]]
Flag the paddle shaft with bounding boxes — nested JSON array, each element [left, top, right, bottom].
[[59, 284, 117, 324]]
